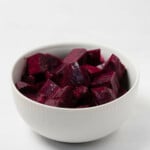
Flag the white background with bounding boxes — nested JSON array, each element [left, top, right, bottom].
[[0, 0, 150, 149]]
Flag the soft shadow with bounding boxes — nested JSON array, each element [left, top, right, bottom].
[[31, 95, 150, 150]]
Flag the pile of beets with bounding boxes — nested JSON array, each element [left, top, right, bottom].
[[16, 48, 129, 108]]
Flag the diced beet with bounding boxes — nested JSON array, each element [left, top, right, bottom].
[[73, 86, 91, 106], [21, 66, 36, 84], [60, 62, 90, 87], [38, 79, 59, 98], [52, 63, 68, 85], [27, 53, 62, 75], [91, 87, 116, 105], [81, 64, 102, 78], [103, 54, 126, 79], [27, 53, 48, 75], [45, 54, 62, 71], [63, 48, 87, 65], [87, 49, 101, 66], [16, 81, 37, 93], [45, 86, 76, 107], [91, 71, 119, 96]]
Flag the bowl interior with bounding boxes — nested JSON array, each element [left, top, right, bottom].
[[12, 43, 138, 97]]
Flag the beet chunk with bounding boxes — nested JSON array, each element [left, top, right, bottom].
[[87, 49, 102, 66], [45, 54, 62, 71], [63, 48, 87, 65], [91, 87, 116, 105], [91, 71, 119, 96], [27, 53, 62, 75], [52, 63, 68, 85], [38, 79, 59, 98], [16, 81, 38, 93], [61, 62, 90, 87], [103, 54, 126, 79], [73, 86, 91, 106], [81, 64, 102, 78], [45, 86, 76, 107]]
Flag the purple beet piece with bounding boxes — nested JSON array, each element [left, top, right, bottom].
[[45, 86, 76, 107], [38, 79, 59, 99], [63, 48, 87, 65], [87, 49, 101, 66], [27, 53, 62, 75], [81, 64, 102, 78], [91, 87, 116, 105], [91, 71, 119, 96], [16, 81, 37, 93], [103, 54, 126, 79], [60, 62, 90, 87], [27, 53, 48, 75]]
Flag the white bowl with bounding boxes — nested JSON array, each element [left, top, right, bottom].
[[11, 43, 139, 143]]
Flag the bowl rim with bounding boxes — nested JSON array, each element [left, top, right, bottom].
[[11, 42, 140, 111]]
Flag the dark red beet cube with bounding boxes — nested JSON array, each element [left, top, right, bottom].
[[45, 54, 62, 71], [45, 86, 76, 107], [63, 48, 87, 65], [103, 54, 126, 79], [52, 63, 68, 85], [60, 62, 90, 87], [91, 87, 116, 105], [91, 71, 119, 96], [27, 53, 62, 75], [87, 49, 101, 66], [81, 64, 102, 78], [73, 86, 91, 106], [27, 53, 48, 75], [38, 79, 59, 99]]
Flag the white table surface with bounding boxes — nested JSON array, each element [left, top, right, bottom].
[[0, 0, 150, 149]]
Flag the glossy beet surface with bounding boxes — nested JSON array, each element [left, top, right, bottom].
[[16, 49, 129, 108]]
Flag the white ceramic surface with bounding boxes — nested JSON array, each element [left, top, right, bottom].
[[11, 43, 139, 143]]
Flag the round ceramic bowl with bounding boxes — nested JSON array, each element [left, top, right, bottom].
[[11, 43, 139, 143]]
